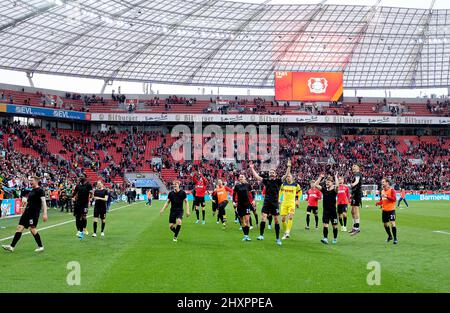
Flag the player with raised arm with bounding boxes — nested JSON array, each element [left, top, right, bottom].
[[349, 164, 363, 235], [250, 159, 291, 246], [233, 174, 253, 241], [376, 178, 398, 244], [315, 173, 339, 244], [279, 173, 302, 240], [192, 170, 208, 224], [337, 176, 351, 232], [2, 176, 48, 252], [160, 180, 190, 242]]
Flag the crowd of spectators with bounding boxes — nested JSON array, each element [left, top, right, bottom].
[[158, 129, 449, 192], [1, 122, 449, 196], [427, 99, 449, 116]]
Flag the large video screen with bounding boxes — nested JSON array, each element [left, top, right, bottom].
[[275, 71, 343, 102]]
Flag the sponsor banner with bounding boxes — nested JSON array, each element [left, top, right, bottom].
[[0, 103, 6, 112], [14, 199, 22, 215], [413, 194, 450, 201], [275, 71, 344, 102], [3, 104, 87, 120], [126, 99, 139, 106], [0, 199, 16, 217], [90, 112, 450, 125], [367, 194, 449, 201]]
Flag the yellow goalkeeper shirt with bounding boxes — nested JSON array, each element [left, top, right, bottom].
[[279, 183, 302, 207]]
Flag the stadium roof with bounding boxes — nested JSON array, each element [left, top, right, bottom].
[[1, 0, 450, 89]]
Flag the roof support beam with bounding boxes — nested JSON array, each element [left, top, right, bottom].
[[28, 0, 148, 73], [186, 0, 271, 84], [409, 0, 436, 87], [260, 0, 327, 86], [105, 0, 221, 83], [0, 0, 61, 32], [341, 0, 381, 71]]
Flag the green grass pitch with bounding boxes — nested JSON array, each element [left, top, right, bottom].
[[0, 200, 449, 293]]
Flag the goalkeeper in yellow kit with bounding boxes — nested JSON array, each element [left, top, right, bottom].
[[279, 172, 302, 240]]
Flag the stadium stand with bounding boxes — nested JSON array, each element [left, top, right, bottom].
[[1, 122, 448, 194]]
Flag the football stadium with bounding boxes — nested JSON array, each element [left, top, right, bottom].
[[0, 0, 449, 299]]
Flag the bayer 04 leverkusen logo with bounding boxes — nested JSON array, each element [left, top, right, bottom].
[[307, 77, 328, 94]]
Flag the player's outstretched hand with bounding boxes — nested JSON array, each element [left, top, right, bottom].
[[186, 211, 190, 218], [159, 209, 164, 216], [42, 213, 48, 222]]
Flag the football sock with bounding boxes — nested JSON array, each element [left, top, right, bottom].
[[275, 223, 280, 240], [323, 227, 328, 238], [254, 214, 259, 225], [170, 225, 176, 233], [392, 226, 397, 240], [306, 214, 310, 227], [314, 215, 319, 227], [174, 225, 181, 237], [343, 216, 347, 227], [260, 221, 266, 236], [384, 225, 392, 237], [33, 232, 43, 247], [93, 221, 97, 233], [354, 219, 360, 229], [11, 232, 22, 247], [287, 219, 293, 233], [243, 226, 249, 236], [339, 217, 343, 226], [196, 210, 199, 220], [282, 221, 287, 232], [249, 216, 253, 226], [267, 215, 273, 226], [333, 227, 338, 239], [101, 221, 105, 232], [202, 210, 205, 221]]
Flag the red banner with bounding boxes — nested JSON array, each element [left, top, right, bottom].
[[275, 72, 343, 102], [14, 199, 22, 215]]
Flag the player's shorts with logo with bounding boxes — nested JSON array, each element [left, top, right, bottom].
[[93, 207, 106, 219], [19, 210, 39, 228], [337, 204, 348, 214], [261, 202, 280, 216], [382, 210, 396, 223], [351, 193, 362, 206], [169, 209, 184, 224], [74, 203, 88, 217], [280, 204, 295, 216], [236, 204, 251, 218], [193, 196, 205, 207], [306, 205, 318, 214], [322, 207, 338, 225]]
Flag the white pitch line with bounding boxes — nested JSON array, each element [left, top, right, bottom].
[[0, 202, 139, 242], [433, 230, 450, 235]]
